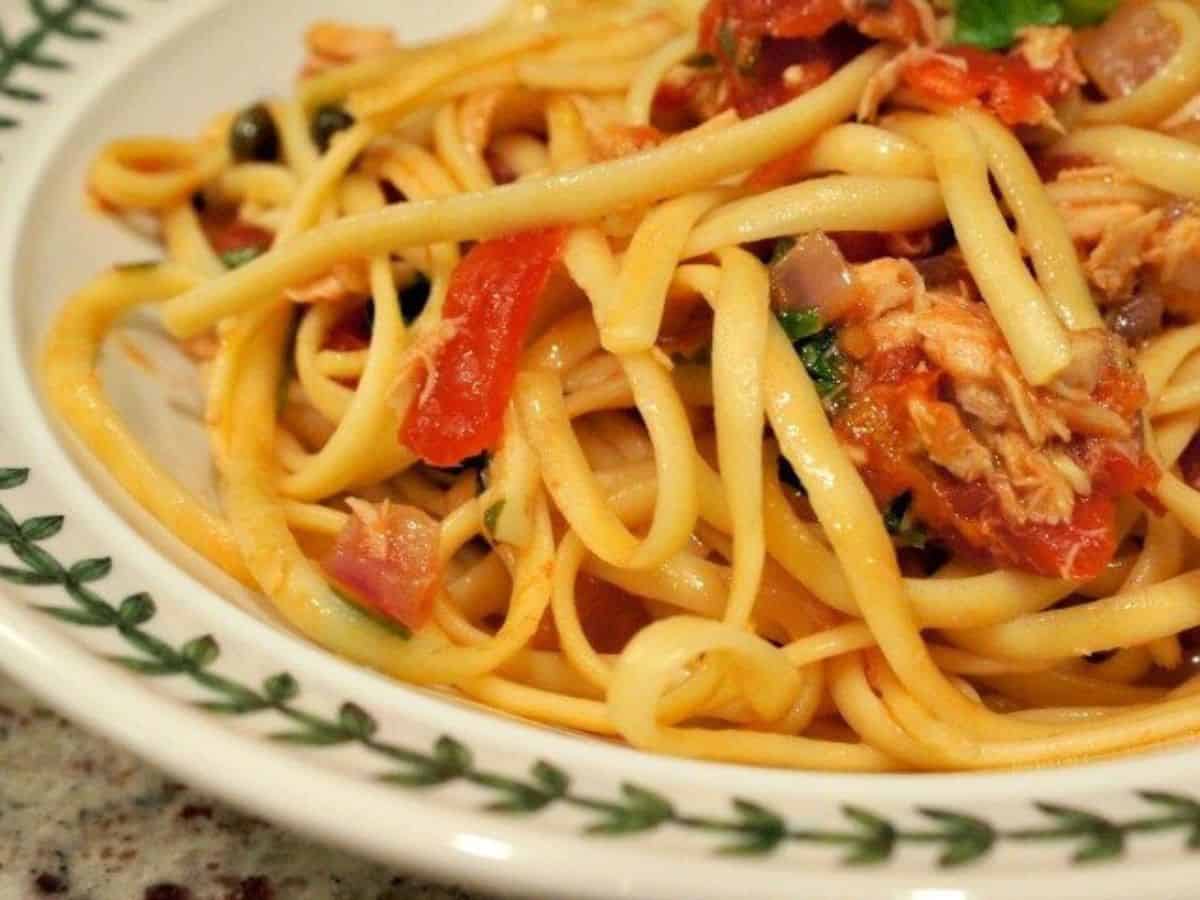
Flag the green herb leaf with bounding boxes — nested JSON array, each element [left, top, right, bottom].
[[883, 492, 929, 549], [793, 328, 846, 402], [220, 246, 264, 270], [953, 0, 1118, 50], [329, 585, 413, 640], [484, 500, 506, 537], [684, 51, 717, 68], [954, 0, 1061, 49], [1060, 0, 1121, 26], [776, 309, 823, 342]]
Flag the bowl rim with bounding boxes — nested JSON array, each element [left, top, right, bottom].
[[2, 2, 1200, 897]]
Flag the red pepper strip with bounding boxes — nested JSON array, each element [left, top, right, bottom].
[[402, 227, 567, 467]]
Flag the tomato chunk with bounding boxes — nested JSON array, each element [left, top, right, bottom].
[[700, 0, 923, 45], [903, 46, 1070, 127], [835, 356, 1156, 581], [1004, 495, 1117, 581], [322, 502, 442, 632], [700, 0, 845, 44], [402, 227, 566, 467]]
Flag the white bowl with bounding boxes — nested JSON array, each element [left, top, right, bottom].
[[2, 2, 1200, 897]]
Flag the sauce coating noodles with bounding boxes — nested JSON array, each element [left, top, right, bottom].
[[42, 0, 1200, 771]]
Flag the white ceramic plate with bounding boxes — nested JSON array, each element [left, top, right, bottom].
[[3, 3, 1200, 898]]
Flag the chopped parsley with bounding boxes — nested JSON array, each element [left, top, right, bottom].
[[775, 308, 847, 404], [220, 246, 265, 269], [883, 492, 929, 550], [329, 585, 412, 640], [795, 327, 847, 402], [954, 0, 1120, 50], [685, 51, 717, 68], [776, 309, 824, 342]]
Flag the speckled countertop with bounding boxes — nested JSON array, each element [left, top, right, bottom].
[[0, 676, 505, 900]]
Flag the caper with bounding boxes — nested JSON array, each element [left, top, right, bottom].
[[311, 104, 356, 153], [229, 103, 279, 162]]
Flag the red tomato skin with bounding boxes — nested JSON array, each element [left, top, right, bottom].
[[322, 504, 442, 632], [1003, 495, 1117, 581], [902, 46, 1065, 126], [403, 228, 567, 467], [700, 0, 845, 45], [836, 359, 1155, 582]]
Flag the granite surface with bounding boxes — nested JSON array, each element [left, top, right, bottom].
[[0, 676, 505, 900]]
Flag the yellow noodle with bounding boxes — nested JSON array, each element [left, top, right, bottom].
[[44, 2, 1200, 773]]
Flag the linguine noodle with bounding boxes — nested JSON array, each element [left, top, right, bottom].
[[42, 0, 1200, 771]]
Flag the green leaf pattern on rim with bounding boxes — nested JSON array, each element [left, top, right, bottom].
[[0, 0, 1194, 875], [2, 465, 1200, 866], [1, 0, 148, 135]]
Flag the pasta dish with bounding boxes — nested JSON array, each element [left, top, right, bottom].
[[41, 0, 1200, 771]]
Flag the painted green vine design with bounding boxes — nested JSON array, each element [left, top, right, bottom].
[[0, 0, 147, 132], [1, 465, 1199, 867]]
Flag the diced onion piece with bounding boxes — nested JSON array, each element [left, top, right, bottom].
[[322, 502, 442, 632], [769, 231, 859, 322], [1109, 289, 1165, 341], [1077, 2, 1179, 99]]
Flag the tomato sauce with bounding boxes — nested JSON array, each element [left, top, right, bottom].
[[675, 0, 905, 119], [835, 350, 1156, 580], [903, 46, 1073, 127], [531, 575, 652, 654]]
